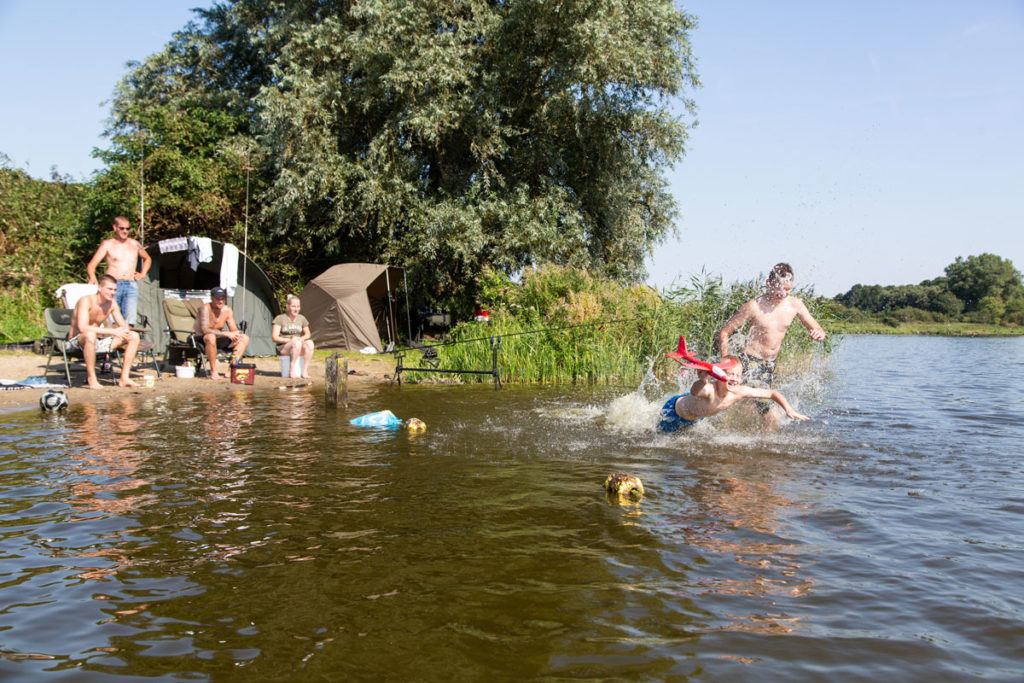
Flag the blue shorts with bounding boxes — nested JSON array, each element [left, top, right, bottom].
[[658, 394, 702, 433]]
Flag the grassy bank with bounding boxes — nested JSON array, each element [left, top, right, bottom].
[[830, 320, 1024, 337]]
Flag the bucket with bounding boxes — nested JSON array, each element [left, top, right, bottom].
[[175, 365, 195, 379], [230, 363, 256, 385], [143, 374, 156, 387], [279, 355, 305, 378]]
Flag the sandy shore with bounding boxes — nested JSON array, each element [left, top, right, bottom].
[[0, 351, 395, 414]]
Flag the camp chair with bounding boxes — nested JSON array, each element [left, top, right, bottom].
[[161, 298, 244, 375], [132, 313, 162, 379], [43, 308, 122, 386], [161, 298, 204, 373]]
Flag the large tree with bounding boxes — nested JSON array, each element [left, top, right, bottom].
[[944, 253, 1024, 311], [95, 0, 699, 305]]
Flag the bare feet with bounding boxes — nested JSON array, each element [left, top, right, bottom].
[[118, 378, 140, 388], [208, 373, 226, 380], [300, 374, 312, 379], [86, 381, 104, 390]]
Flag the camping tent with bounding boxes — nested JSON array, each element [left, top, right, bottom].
[[138, 239, 281, 357], [299, 264, 406, 351]]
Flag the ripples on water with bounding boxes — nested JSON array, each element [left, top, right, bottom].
[[0, 336, 1021, 680]]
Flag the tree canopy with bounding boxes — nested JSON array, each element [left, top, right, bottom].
[[94, 0, 700, 307], [944, 253, 1024, 310], [835, 253, 1024, 324]]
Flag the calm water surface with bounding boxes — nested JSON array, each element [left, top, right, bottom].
[[0, 335, 1021, 680]]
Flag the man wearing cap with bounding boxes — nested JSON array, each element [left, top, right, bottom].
[[192, 287, 249, 379]]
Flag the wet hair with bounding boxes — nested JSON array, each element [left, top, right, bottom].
[[767, 263, 794, 285], [98, 273, 117, 287]]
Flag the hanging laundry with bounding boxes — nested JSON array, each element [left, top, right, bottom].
[[158, 237, 189, 253], [187, 237, 214, 271], [220, 243, 239, 296]]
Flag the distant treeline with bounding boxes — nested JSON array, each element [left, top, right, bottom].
[[833, 254, 1024, 326]]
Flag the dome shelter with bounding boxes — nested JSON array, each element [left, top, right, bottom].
[[137, 239, 281, 357]]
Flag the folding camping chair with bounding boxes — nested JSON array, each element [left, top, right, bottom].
[[161, 297, 246, 376], [132, 313, 162, 379], [43, 308, 121, 386], [161, 297, 204, 373]]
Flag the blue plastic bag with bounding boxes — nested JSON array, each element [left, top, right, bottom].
[[350, 410, 403, 428]]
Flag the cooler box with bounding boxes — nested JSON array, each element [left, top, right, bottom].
[[230, 363, 256, 385]]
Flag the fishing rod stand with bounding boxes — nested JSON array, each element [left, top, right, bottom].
[[391, 336, 502, 389]]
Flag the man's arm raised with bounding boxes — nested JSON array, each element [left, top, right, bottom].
[[794, 298, 826, 342], [719, 301, 752, 357]]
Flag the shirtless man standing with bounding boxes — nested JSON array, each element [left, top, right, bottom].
[[69, 274, 141, 389], [718, 263, 825, 429], [86, 216, 151, 326], [192, 287, 250, 379]]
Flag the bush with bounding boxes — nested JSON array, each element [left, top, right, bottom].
[[0, 157, 91, 341]]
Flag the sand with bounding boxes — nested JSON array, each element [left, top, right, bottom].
[[0, 351, 395, 414]]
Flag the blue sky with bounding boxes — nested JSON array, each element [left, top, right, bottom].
[[2, 1, 1021, 296]]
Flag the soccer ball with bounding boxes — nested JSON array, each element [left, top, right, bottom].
[[39, 389, 69, 412]]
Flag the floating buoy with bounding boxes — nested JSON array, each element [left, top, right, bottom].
[[604, 472, 644, 502], [406, 418, 426, 433], [40, 389, 69, 412]]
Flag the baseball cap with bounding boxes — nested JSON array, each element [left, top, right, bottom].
[[210, 286, 228, 299]]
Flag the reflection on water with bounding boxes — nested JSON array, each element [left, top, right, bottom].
[[0, 336, 1021, 679]]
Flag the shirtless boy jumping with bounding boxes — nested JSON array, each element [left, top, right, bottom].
[[86, 216, 151, 326], [192, 287, 250, 379], [718, 263, 825, 429], [658, 357, 808, 433], [69, 274, 141, 389]]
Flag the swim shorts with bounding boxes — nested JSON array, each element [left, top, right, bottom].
[[191, 334, 233, 350], [658, 394, 702, 433], [67, 335, 114, 354], [738, 352, 776, 415]]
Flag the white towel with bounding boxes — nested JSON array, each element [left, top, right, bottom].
[[220, 243, 239, 296], [54, 283, 97, 309], [158, 237, 189, 253]]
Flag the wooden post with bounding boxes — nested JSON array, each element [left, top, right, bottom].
[[326, 353, 347, 408]]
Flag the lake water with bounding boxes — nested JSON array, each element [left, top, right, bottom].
[[0, 335, 1021, 680]]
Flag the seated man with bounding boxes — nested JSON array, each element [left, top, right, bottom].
[[68, 274, 141, 389], [191, 286, 250, 380]]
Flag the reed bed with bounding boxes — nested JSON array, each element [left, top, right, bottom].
[[404, 266, 836, 385]]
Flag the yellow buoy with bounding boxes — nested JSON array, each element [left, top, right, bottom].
[[406, 418, 426, 433], [603, 472, 644, 502]]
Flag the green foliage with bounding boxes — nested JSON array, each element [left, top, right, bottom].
[[836, 253, 1023, 325], [411, 266, 836, 385], [945, 253, 1024, 311], [0, 156, 91, 340], [99, 0, 700, 308]]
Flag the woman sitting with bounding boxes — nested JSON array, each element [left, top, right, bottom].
[[271, 294, 314, 378]]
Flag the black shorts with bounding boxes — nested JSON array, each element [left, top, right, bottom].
[[192, 334, 233, 350]]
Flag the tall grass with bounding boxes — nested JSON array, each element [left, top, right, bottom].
[[404, 266, 837, 385]]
